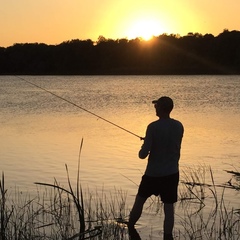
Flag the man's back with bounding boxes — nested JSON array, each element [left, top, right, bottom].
[[139, 118, 184, 177]]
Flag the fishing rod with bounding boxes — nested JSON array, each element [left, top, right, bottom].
[[15, 76, 143, 140]]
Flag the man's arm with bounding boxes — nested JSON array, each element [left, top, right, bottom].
[[138, 124, 152, 159]]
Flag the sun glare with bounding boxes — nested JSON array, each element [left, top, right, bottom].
[[126, 18, 164, 40]]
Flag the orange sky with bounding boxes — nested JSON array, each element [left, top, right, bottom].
[[1, 0, 240, 47]]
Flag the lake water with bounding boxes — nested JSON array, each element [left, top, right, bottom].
[[1, 75, 240, 239]]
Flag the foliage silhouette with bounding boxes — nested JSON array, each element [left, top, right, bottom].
[[1, 30, 240, 75]]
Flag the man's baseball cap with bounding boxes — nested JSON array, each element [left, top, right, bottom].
[[152, 96, 174, 113]]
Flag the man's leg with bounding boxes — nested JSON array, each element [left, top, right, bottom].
[[163, 203, 174, 240], [128, 195, 147, 228]]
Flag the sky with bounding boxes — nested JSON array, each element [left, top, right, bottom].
[[1, 0, 240, 47]]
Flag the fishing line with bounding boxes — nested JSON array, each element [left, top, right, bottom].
[[15, 76, 143, 140]]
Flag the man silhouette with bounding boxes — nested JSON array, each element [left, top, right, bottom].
[[128, 96, 184, 240]]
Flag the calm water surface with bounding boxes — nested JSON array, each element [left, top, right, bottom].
[[1, 75, 240, 238]]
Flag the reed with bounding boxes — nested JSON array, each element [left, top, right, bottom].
[[177, 166, 240, 240], [0, 144, 239, 239], [0, 139, 129, 240]]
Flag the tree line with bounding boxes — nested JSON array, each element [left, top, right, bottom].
[[0, 30, 240, 75]]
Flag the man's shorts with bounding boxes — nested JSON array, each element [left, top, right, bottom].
[[137, 172, 179, 203]]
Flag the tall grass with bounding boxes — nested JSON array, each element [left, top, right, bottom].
[[0, 139, 130, 240], [177, 166, 240, 240], [1, 141, 239, 239], [0, 174, 130, 239]]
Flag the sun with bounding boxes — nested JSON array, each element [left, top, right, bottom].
[[126, 18, 164, 40]]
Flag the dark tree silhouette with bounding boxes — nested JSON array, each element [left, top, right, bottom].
[[0, 30, 240, 75]]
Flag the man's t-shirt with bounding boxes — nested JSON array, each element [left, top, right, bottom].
[[139, 118, 184, 177]]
